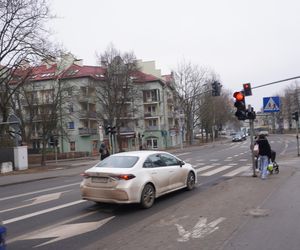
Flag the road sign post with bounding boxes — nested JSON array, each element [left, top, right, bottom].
[[296, 120, 299, 157], [249, 115, 257, 177]]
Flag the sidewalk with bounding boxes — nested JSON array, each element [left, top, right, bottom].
[[0, 157, 100, 187], [221, 156, 300, 250]]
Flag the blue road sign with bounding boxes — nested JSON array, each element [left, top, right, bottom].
[[263, 96, 280, 113]]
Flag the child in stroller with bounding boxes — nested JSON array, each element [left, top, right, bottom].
[[267, 150, 279, 174]]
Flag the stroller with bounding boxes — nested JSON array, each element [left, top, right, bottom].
[[267, 150, 279, 174]]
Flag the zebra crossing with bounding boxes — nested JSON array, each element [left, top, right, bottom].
[[194, 163, 252, 177], [174, 150, 252, 178]]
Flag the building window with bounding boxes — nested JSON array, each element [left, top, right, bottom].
[[146, 138, 158, 149], [149, 119, 157, 126], [68, 103, 74, 113], [68, 121, 75, 129], [70, 141, 75, 151], [147, 106, 156, 113]]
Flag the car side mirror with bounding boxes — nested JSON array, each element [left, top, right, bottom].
[[179, 160, 185, 167]]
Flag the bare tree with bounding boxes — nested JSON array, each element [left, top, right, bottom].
[[0, 0, 58, 143], [9, 55, 75, 165], [95, 44, 140, 151], [279, 82, 300, 130], [173, 61, 214, 144]]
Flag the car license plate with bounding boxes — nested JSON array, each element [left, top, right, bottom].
[[92, 177, 108, 183]]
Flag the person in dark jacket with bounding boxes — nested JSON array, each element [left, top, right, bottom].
[[256, 134, 272, 179], [99, 143, 110, 160]]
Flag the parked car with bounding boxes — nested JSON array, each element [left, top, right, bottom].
[[80, 151, 197, 209]]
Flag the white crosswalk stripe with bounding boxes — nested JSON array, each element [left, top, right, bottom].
[[222, 166, 250, 177], [201, 165, 233, 176], [195, 165, 216, 173]]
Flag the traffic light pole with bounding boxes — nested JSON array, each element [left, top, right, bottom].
[[296, 120, 299, 157], [249, 119, 257, 177]]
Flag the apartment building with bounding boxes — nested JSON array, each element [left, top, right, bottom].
[[13, 57, 182, 155]]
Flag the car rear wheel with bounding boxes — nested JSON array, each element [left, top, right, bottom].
[[186, 172, 195, 190], [140, 184, 155, 209]]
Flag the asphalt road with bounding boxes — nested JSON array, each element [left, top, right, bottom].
[[0, 134, 298, 250]]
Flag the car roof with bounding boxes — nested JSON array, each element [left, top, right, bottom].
[[112, 150, 170, 158]]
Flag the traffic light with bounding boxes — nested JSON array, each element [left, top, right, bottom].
[[292, 111, 299, 121], [243, 83, 252, 96], [105, 125, 111, 135], [111, 126, 116, 134], [246, 107, 256, 120], [212, 81, 221, 96], [233, 91, 247, 120]]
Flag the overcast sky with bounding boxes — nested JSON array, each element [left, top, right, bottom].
[[50, 0, 300, 110]]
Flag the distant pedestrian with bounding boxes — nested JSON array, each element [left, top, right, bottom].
[[99, 143, 110, 160], [139, 142, 147, 150], [256, 134, 272, 179]]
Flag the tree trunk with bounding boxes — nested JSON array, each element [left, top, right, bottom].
[[41, 140, 47, 166]]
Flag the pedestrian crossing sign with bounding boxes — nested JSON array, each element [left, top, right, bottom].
[[263, 96, 280, 112]]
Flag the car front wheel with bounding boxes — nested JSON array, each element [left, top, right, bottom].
[[140, 183, 155, 209], [186, 172, 195, 190]]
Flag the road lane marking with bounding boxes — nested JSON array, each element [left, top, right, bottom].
[[279, 141, 288, 156], [0, 191, 70, 213], [175, 217, 226, 242], [223, 166, 249, 177], [22, 216, 115, 247], [239, 159, 248, 161], [201, 165, 233, 176], [175, 152, 191, 157], [7, 210, 101, 244], [195, 165, 216, 173], [0, 182, 81, 201], [3, 200, 86, 225]]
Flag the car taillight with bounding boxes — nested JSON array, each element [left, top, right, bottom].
[[80, 173, 90, 178], [112, 174, 136, 180]]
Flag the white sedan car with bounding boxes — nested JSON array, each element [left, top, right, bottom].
[[80, 150, 197, 208]]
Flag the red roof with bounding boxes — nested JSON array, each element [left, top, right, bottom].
[[131, 70, 162, 84], [11, 63, 163, 84]]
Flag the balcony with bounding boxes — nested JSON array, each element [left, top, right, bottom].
[[144, 112, 159, 118], [145, 126, 159, 131], [78, 111, 97, 119], [143, 98, 159, 104], [119, 114, 135, 119], [21, 98, 39, 106], [78, 127, 98, 136], [78, 95, 96, 103]]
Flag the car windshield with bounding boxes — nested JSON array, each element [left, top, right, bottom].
[[95, 156, 139, 168]]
